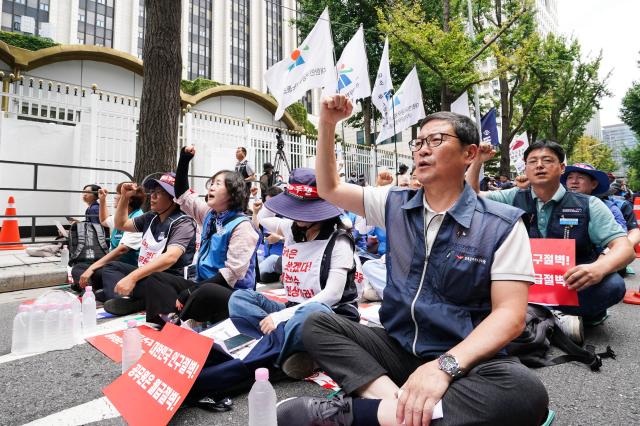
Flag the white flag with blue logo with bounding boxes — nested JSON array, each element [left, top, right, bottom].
[[336, 26, 371, 102], [371, 37, 394, 121], [264, 8, 337, 121], [375, 67, 425, 144]]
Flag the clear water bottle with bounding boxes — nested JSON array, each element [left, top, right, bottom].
[[28, 304, 46, 353], [122, 320, 142, 374], [82, 286, 97, 334], [11, 304, 31, 354], [44, 303, 61, 351], [59, 302, 75, 349], [248, 368, 277, 426], [59, 246, 69, 267]]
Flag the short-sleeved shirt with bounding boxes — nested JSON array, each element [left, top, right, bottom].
[[486, 186, 626, 248], [363, 186, 535, 283], [132, 210, 197, 271], [85, 202, 101, 224]]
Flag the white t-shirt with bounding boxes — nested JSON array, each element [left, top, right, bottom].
[[363, 186, 535, 283], [104, 216, 143, 250]]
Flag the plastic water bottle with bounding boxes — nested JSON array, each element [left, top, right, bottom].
[[82, 286, 97, 333], [59, 303, 75, 349], [44, 304, 61, 351], [122, 320, 142, 374], [11, 304, 31, 354], [248, 368, 277, 426], [28, 304, 45, 353], [59, 246, 69, 267]]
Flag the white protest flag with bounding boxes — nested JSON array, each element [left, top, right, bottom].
[[509, 132, 529, 174], [375, 67, 426, 144], [264, 8, 336, 120], [336, 26, 371, 102], [451, 91, 471, 118], [371, 37, 393, 121]]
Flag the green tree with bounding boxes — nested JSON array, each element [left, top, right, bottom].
[[622, 144, 640, 190], [621, 81, 640, 138], [296, 0, 388, 145], [569, 135, 617, 172]]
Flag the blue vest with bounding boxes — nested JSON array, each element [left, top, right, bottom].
[[380, 184, 523, 358], [513, 189, 597, 264], [196, 212, 257, 289]]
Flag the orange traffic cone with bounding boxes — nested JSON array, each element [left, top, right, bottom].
[[634, 197, 640, 258], [623, 289, 640, 305], [0, 196, 25, 250]]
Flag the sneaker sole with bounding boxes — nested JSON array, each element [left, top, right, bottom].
[[281, 352, 315, 380], [103, 298, 144, 316]]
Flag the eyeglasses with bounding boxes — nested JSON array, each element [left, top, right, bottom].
[[408, 133, 458, 152], [525, 157, 558, 167]]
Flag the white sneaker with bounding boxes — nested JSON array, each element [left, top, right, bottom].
[[551, 310, 584, 345]]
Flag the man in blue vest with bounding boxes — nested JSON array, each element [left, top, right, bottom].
[[277, 95, 549, 426], [467, 141, 634, 344]]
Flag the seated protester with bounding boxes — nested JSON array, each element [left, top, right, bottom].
[[561, 163, 627, 233], [101, 173, 197, 316], [252, 186, 285, 283], [604, 182, 640, 251], [71, 184, 145, 299], [409, 165, 421, 190], [143, 145, 259, 326], [361, 256, 386, 301], [82, 184, 102, 224], [228, 168, 363, 379], [277, 97, 549, 426], [467, 140, 634, 343]]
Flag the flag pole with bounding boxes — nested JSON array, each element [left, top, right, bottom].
[[327, 12, 347, 181], [372, 101, 378, 178], [391, 88, 399, 183]]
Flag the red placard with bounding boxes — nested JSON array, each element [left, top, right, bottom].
[[528, 238, 579, 306], [103, 323, 214, 426], [86, 325, 161, 362]]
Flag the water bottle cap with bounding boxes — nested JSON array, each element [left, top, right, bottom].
[[255, 368, 269, 381], [85, 286, 92, 292], [126, 320, 137, 328]]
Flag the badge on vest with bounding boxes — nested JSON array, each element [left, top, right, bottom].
[[561, 208, 582, 214], [559, 218, 579, 226]]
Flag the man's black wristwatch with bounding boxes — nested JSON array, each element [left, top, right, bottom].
[[437, 353, 465, 379]]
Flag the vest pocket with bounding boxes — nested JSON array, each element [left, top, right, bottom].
[[436, 250, 490, 304]]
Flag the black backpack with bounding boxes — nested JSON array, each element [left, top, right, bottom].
[[67, 222, 109, 266], [506, 304, 616, 372]]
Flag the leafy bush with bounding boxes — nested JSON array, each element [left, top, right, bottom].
[[181, 78, 221, 95], [0, 31, 58, 51]]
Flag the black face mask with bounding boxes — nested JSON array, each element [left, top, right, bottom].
[[291, 222, 312, 243]]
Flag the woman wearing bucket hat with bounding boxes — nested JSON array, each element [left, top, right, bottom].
[[227, 167, 365, 379], [142, 145, 260, 327], [101, 174, 198, 316]]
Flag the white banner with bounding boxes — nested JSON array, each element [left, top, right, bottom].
[[509, 133, 529, 174], [371, 37, 394, 121], [264, 8, 337, 120], [451, 91, 471, 118], [336, 26, 371, 102], [376, 67, 426, 144]]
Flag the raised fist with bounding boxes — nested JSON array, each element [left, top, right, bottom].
[[320, 95, 353, 126]]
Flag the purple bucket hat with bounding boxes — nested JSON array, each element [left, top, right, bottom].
[[143, 172, 176, 198], [265, 168, 343, 222], [561, 163, 610, 195]]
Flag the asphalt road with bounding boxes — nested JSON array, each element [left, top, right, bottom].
[[0, 259, 638, 425]]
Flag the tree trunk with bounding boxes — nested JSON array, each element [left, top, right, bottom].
[[134, 0, 182, 184], [498, 75, 511, 176], [363, 99, 372, 146], [441, 83, 452, 111]]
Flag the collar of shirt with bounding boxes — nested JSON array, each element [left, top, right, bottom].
[[531, 185, 566, 209]]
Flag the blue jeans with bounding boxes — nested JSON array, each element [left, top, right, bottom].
[[228, 289, 333, 364], [554, 272, 626, 319]]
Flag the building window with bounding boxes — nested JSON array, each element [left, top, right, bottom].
[[230, 0, 250, 86], [187, 0, 212, 80], [137, 0, 145, 58], [77, 0, 114, 47], [265, 0, 282, 67], [1, 0, 50, 36]]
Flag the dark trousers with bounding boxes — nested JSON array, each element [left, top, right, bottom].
[[180, 282, 234, 324], [102, 261, 149, 301], [142, 272, 197, 325], [71, 262, 105, 291], [555, 272, 626, 319], [302, 312, 549, 426]]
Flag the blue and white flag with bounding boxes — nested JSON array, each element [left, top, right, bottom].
[[336, 26, 371, 102], [481, 108, 499, 146], [371, 37, 393, 121], [375, 67, 425, 144]]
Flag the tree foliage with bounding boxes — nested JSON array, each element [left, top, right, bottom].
[[286, 102, 318, 135], [621, 81, 640, 138], [622, 143, 640, 190], [0, 31, 58, 50], [180, 78, 221, 95], [569, 136, 617, 172]]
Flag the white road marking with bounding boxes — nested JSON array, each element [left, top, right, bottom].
[[22, 396, 121, 425]]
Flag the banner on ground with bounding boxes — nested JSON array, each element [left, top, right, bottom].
[[371, 36, 393, 121], [103, 323, 213, 426], [481, 108, 499, 146], [264, 7, 336, 120], [375, 67, 426, 144], [86, 325, 161, 363], [509, 132, 529, 174], [336, 26, 371, 102], [528, 238, 579, 306]]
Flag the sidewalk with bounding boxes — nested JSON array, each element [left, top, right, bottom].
[[0, 249, 67, 292]]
